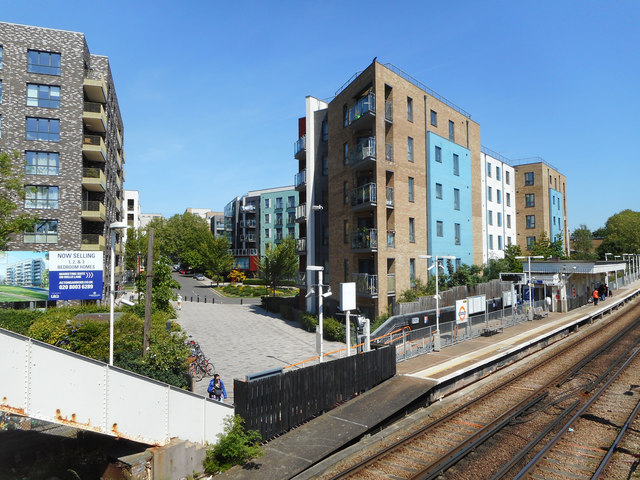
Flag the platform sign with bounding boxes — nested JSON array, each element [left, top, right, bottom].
[[468, 294, 486, 314], [456, 299, 468, 324], [49, 251, 103, 301]]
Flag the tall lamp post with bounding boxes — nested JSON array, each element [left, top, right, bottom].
[[419, 254, 455, 351], [515, 255, 544, 314], [306, 265, 331, 363], [109, 221, 128, 366]]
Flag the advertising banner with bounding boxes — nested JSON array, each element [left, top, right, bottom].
[[0, 251, 49, 303], [49, 251, 103, 300]]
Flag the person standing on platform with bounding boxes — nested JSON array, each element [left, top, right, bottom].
[[592, 288, 599, 306]]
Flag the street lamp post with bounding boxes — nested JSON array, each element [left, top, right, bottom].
[[306, 265, 331, 363], [109, 221, 128, 366], [419, 254, 456, 351], [515, 255, 544, 316]]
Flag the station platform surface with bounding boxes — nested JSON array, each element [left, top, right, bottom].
[[222, 280, 640, 480]]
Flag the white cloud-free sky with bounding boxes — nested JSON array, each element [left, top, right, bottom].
[[3, 0, 639, 231]]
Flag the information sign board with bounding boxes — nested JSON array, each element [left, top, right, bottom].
[[49, 251, 103, 301], [455, 299, 468, 324], [468, 294, 486, 314]]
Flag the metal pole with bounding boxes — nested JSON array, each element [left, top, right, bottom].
[[528, 256, 533, 311], [434, 257, 441, 351], [345, 310, 351, 357], [318, 269, 324, 363], [143, 229, 154, 356], [109, 230, 116, 366]]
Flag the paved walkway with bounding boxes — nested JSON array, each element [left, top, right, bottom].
[[173, 300, 345, 404]]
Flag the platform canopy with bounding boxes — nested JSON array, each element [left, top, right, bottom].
[[524, 260, 627, 275]]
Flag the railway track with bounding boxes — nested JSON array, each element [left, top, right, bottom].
[[324, 302, 640, 480]]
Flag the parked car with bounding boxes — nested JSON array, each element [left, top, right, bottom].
[[194, 274, 205, 281]]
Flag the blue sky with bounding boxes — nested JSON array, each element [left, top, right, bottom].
[[3, 1, 638, 232]]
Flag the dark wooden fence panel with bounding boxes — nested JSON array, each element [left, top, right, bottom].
[[234, 346, 396, 440]]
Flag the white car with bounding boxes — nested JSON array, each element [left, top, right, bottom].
[[194, 274, 205, 281]]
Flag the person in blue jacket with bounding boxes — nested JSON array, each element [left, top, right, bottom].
[[207, 373, 227, 402]]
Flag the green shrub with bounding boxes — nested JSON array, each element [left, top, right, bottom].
[[0, 309, 44, 335], [301, 313, 318, 332], [244, 278, 266, 286], [323, 317, 345, 342], [204, 415, 263, 474]]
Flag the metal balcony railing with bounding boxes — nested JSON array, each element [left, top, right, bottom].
[[385, 101, 393, 123], [230, 248, 257, 256], [82, 200, 103, 212], [83, 101, 104, 114], [294, 135, 306, 157], [351, 228, 378, 250], [350, 137, 376, 168], [294, 169, 306, 188], [275, 218, 283, 226], [82, 167, 103, 178], [387, 274, 396, 294], [385, 143, 393, 163], [295, 203, 307, 221], [351, 183, 377, 207], [348, 92, 375, 125], [295, 238, 306, 254], [386, 187, 394, 207], [387, 231, 395, 248], [352, 273, 378, 296], [240, 234, 256, 242]]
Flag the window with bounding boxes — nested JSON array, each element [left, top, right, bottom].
[[343, 105, 348, 127], [449, 120, 455, 141], [275, 197, 283, 209], [454, 223, 461, 245], [409, 218, 415, 243], [506, 214, 511, 228], [453, 154, 459, 175], [275, 213, 283, 225], [435, 183, 443, 199], [488, 210, 493, 225], [0, 80, 2, 103], [408, 177, 414, 202], [527, 236, 536, 250], [343, 220, 348, 244], [506, 192, 511, 207], [505, 171, 510, 185], [526, 215, 536, 229], [455, 258, 461, 269], [25, 185, 58, 209], [552, 197, 555, 205], [407, 137, 413, 162], [524, 172, 534, 186], [498, 235, 503, 249], [487, 162, 492, 177], [0, 46, 3, 69], [488, 234, 493, 249], [265, 198, 271, 208], [497, 189, 502, 204], [454, 188, 460, 210], [409, 258, 416, 287], [525, 193, 535, 207], [343, 181, 349, 204], [487, 186, 492, 202], [497, 212, 502, 227], [27, 50, 61, 75], [24, 220, 58, 244], [127, 199, 134, 209], [430, 109, 437, 126], [343, 143, 349, 165], [507, 236, 512, 246], [287, 196, 295, 208], [27, 84, 60, 108], [436, 220, 443, 237], [496, 166, 501, 181], [288, 227, 295, 237], [26, 117, 60, 141], [549, 174, 552, 185], [287, 213, 295, 224], [264, 228, 270, 238], [321, 120, 328, 141], [407, 97, 413, 122], [25, 151, 59, 175], [322, 156, 328, 176], [275, 229, 283, 241], [264, 213, 270, 223]]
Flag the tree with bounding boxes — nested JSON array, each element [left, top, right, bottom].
[[529, 231, 566, 259], [203, 235, 234, 285], [503, 244, 524, 272], [138, 256, 180, 313], [154, 213, 212, 270], [570, 224, 597, 260], [258, 237, 298, 295], [0, 151, 37, 249], [596, 210, 640, 258]]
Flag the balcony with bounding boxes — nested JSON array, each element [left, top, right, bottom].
[[275, 218, 283, 226], [387, 274, 396, 294], [240, 234, 256, 242], [116, 150, 123, 169], [115, 196, 122, 212], [81, 234, 105, 251], [82, 167, 106, 192], [385, 143, 393, 163], [352, 273, 378, 298], [386, 187, 394, 208], [297, 271, 307, 287], [351, 228, 378, 252], [295, 203, 307, 222], [230, 248, 257, 256], [239, 219, 256, 228], [349, 137, 376, 170], [115, 264, 124, 275], [295, 238, 306, 254], [83, 102, 107, 133], [241, 204, 256, 213], [81, 201, 106, 222], [294, 169, 306, 190], [83, 76, 107, 104], [385, 100, 393, 123], [116, 129, 123, 150], [350, 183, 377, 211], [83, 134, 106, 162], [387, 230, 395, 248], [115, 243, 122, 255], [115, 172, 123, 190], [348, 92, 375, 130], [294, 135, 306, 159]]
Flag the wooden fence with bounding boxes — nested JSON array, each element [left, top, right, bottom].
[[393, 279, 513, 316], [234, 346, 396, 440]]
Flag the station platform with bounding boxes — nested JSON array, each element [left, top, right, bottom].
[[222, 280, 640, 480]]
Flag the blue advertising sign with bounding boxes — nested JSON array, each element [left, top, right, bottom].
[[48, 251, 103, 301]]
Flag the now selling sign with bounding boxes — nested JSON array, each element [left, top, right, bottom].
[[49, 251, 103, 301]]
